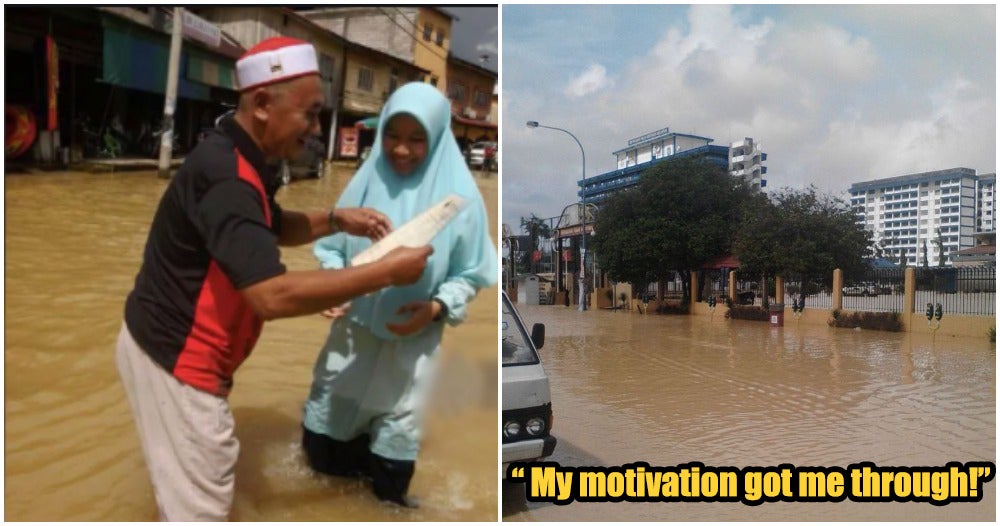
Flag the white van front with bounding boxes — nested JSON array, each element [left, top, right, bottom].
[[501, 292, 556, 473]]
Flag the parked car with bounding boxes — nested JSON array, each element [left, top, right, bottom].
[[468, 141, 497, 170], [502, 291, 556, 475], [277, 135, 325, 185], [843, 284, 878, 297]]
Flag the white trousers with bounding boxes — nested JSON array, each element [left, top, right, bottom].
[[115, 323, 239, 521], [302, 319, 439, 461]]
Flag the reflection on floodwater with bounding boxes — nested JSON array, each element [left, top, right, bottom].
[[503, 304, 995, 521]]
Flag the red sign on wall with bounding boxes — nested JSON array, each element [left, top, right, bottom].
[[339, 126, 358, 157]]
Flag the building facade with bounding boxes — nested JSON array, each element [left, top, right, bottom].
[[579, 127, 767, 203], [199, 7, 425, 160], [728, 137, 766, 191], [412, 7, 453, 90], [951, 232, 996, 268], [299, 7, 454, 92], [6, 6, 244, 164], [446, 55, 497, 145], [198, 7, 344, 110], [976, 173, 995, 233], [849, 167, 985, 267]]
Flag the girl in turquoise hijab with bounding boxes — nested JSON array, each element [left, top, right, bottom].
[[301, 82, 497, 507]]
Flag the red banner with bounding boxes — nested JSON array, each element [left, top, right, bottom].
[[532, 250, 542, 262], [46, 36, 58, 131], [561, 249, 572, 262]]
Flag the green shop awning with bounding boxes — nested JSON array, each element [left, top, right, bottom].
[[100, 15, 236, 100], [355, 116, 379, 130], [186, 47, 236, 91]]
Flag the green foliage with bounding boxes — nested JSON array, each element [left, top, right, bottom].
[[725, 305, 770, 321], [519, 214, 551, 251], [592, 156, 753, 300], [519, 213, 552, 274], [828, 310, 903, 332], [734, 186, 871, 291]]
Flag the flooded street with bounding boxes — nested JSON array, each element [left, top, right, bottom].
[[5, 164, 498, 521], [503, 305, 995, 521]]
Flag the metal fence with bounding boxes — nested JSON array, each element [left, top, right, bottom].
[[841, 268, 906, 314], [782, 280, 833, 310], [647, 265, 994, 317], [732, 272, 774, 307], [770, 267, 994, 317], [915, 266, 995, 317], [701, 269, 731, 302]]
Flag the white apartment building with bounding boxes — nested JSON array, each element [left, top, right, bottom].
[[849, 167, 982, 267], [976, 173, 995, 233], [728, 137, 766, 191]]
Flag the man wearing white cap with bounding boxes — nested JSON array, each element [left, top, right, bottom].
[[115, 36, 432, 521]]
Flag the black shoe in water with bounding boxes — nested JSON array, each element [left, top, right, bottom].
[[369, 453, 418, 508], [301, 426, 370, 478]]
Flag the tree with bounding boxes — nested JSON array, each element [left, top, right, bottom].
[[932, 227, 945, 266], [734, 186, 871, 306], [519, 214, 552, 274], [592, 156, 753, 302]]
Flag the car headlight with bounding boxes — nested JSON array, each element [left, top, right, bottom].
[[525, 417, 545, 436], [503, 421, 521, 438]]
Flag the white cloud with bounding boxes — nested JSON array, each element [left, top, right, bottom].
[[502, 5, 995, 229], [820, 76, 995, 183], [565, 64, 613, 98], [476, 26, 498, 56], [476, 42, 497, 55]]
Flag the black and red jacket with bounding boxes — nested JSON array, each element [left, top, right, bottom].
[[125, 117, 286, 396]]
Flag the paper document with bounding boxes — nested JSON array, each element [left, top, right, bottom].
[[350, 194, 468, 267]]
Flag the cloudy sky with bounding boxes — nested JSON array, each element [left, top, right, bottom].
[[501, 4, 996, 230], [447, 6, 498, 72]]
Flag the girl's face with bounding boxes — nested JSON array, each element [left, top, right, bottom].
[[382, 114, 428, 176]]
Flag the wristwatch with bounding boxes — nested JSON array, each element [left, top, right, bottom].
[[432, 298, 448, 322]]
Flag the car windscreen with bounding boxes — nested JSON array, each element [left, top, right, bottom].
[[502, 296, 540, 366]]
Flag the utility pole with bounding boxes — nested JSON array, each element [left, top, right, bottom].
[[158, 7, 183, 178]]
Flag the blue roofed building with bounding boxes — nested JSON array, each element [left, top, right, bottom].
[[578, 127, 767, 203]]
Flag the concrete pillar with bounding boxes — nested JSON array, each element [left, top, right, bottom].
[[832, 269, 843, 311], [903, 267, 916, 331], [691, 271, 699, 308], [555, 237, 562, 294], [728, 271, 737, 304], [775, 276, 785, 305]]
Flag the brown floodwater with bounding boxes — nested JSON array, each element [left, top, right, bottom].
[[502, 305, 996, 521], [4, 164, 498, 521]]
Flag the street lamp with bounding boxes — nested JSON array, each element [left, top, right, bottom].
[[527, 120, 587, 311]]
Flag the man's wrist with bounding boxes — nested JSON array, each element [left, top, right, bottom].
[[327, 209, 340, 234]]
